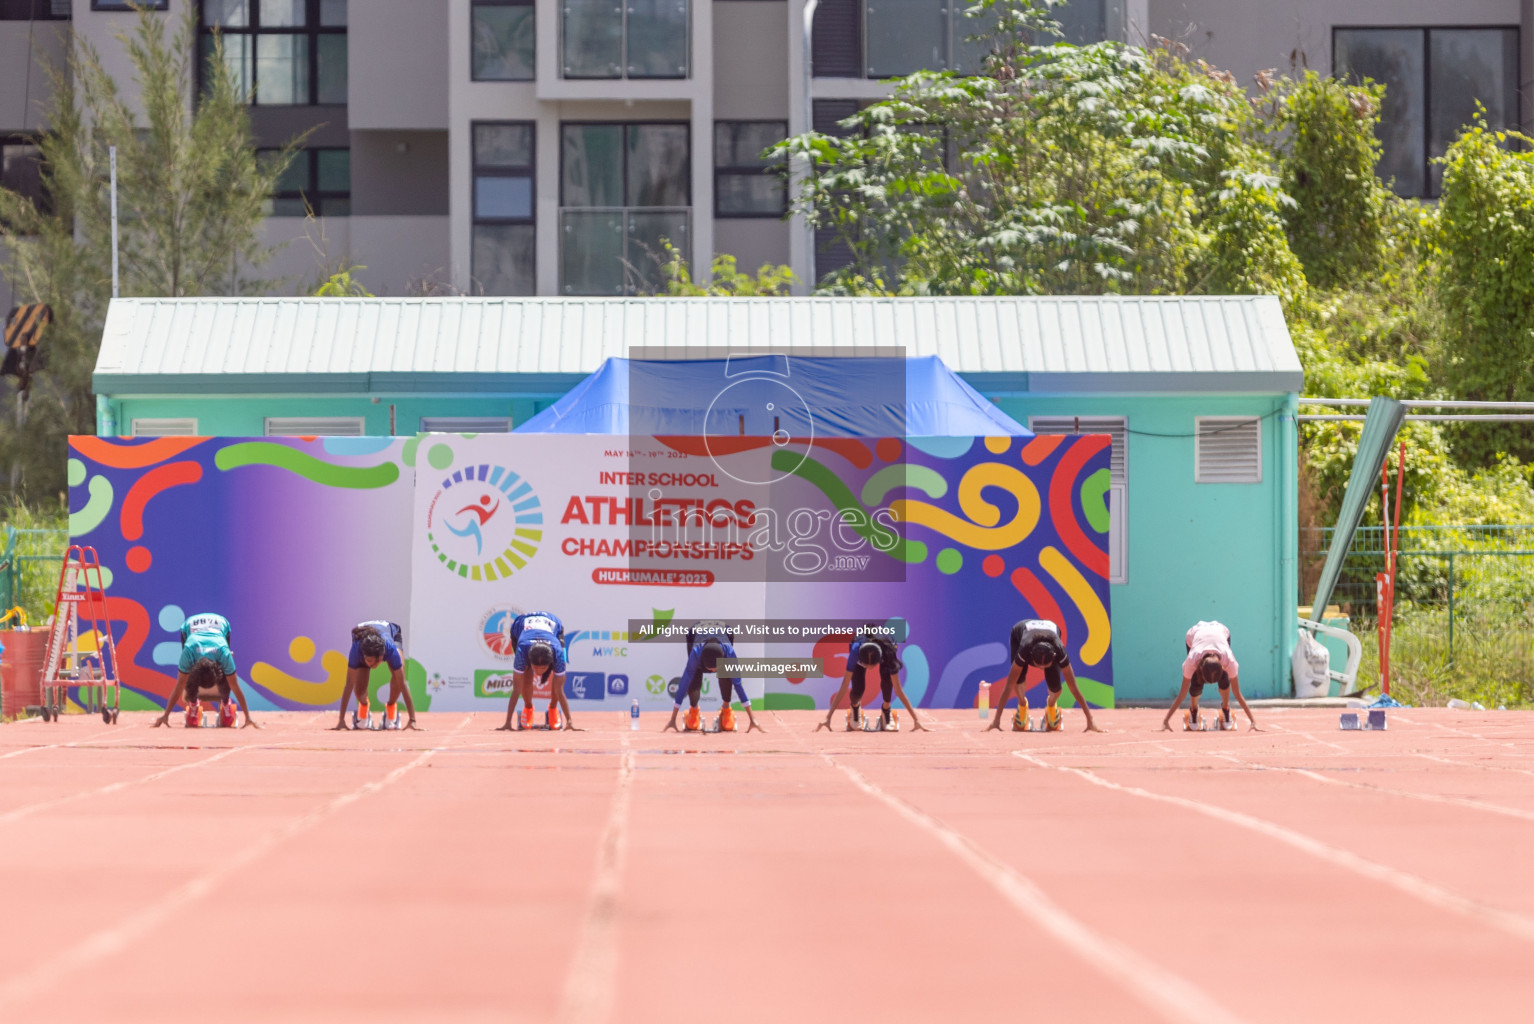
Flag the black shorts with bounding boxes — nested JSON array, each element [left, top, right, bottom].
[[1187, 673, 1230, 699]]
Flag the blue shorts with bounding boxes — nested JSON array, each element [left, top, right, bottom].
[[513, 638, 566, 675]]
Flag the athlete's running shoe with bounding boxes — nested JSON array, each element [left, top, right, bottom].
[[353, 710, 369, 731], [185, 704, 201, 728], [881, 707, 898, 732], [1183, 709, 1198, 731], [218, 701, 237, 728], [718, 706, 736, 732], [1012, 707, 1029, 732], [1044, 704, 1062, 731], [519, 706, 536, 730], [546, 705, 561, 730], [684, 706, 702, 731], [846, 706, 863, 731]]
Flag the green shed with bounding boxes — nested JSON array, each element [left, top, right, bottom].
[[93, 295, 1302, 700]]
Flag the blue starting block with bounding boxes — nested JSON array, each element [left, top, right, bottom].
[[1340, 709, 1388, 731]]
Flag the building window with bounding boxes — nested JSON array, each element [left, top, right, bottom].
[[1335, 27, 1518, 198], [2, 1, 73, 18], [265, 416, 364, 436], [91, 1, 168, 9], [131, 418, 199, 436], [812, 0, 1107, 79], [562, 0, 688, 79], [420, 416, 513, 433], [472, 0, 534, 81], [200, 0, 349, 106], [560, 122, 689, 295], [0, 137, 45, 223], [259, 147, 349, 215], [1029, 416, 1128, 584], [472, 122, 536, 296], [714, 121, 787, 218]]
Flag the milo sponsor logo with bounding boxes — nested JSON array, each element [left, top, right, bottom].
[[475, 670, 519, 697]]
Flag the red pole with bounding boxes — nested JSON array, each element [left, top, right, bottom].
[[1379, 460, 1392, 697], [1385, 442, 1406, 697]]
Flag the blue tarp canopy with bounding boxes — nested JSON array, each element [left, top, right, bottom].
[[514, 356, 1030, 437]]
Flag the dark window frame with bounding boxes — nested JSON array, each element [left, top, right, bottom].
[[1332, 23, 1521, 199], [91, 1, 170, 10], [712, 119, 787, 219], [0, 133, 49, 227], [470, 0, 535, 83], [472, 119, 537, 224], [558, 120, 693, 209], [471, 120, 537, 296], [257, 145, 350, 216], [1, 0, 74, 17], [196, 0, 348, 107]]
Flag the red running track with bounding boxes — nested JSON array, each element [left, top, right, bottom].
[[1, 708, 1533, 1023]]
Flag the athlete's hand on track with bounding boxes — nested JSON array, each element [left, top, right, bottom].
[[983, 720, 1001, 732], [405, 719, 421, 731], [496, 722, 518, 732], [662, 721, 679, 732], [911, 720, 928, 732], [813, 720, 832, 732], [1248, 723, 1264, 732], [1083, 722, 1104, 733], [242, 719, 262, 729], [746, 720, 765, 732], [1160, 720, 1174, 732], [152, 714, 170, 728], [330, 721, 350, 731]]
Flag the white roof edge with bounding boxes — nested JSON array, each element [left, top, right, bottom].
[[96, 295, 1301, 389]]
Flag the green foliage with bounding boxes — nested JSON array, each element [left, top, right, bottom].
[[1265, 72, 1389, 288], [775, 2, 1300, 299], [653, 243, 796, 296], [1434, 118, 1534, 465], [0, 498, 68, 627], [0, 5, 294, 499], [313, 266, 374, 298]]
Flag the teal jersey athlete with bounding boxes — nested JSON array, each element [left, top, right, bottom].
[[179, 612, 236, 676]]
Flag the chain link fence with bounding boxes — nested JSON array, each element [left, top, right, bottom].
[[1301, 525, 1534, 705]]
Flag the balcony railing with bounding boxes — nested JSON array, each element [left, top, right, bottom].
[[560, 207, 690, 295], [561, 0, 689, 79]]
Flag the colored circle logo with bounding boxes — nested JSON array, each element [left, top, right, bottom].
[[479, 606, 525, 662], [645, 674, 667, 696], [426, 464, 543, 580]]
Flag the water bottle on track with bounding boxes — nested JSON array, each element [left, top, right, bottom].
[[630, 699, 640, 731]]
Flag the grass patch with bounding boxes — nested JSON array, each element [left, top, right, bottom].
[[1352, 601, 1534, 708]]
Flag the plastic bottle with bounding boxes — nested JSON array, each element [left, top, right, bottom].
[[1446, 698, 1471, 710], [978, 682, 990, 719], [630, 699, 640, 731]]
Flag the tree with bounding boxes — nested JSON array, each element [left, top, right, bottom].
[[0, 5, 296, 498], [651, 243, 795, 297], [775, 0, 1302, 300]]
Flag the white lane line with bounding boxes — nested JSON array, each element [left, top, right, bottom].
[[826, 754, 1248, 1024], [1415, 752, 1534, 779], [1015, 751, 1534, 945], [0, 716, 473, 1011], [1213, 753, 1534, 825], [1265, 722, 1349, 754], [557, 735, 636, 1024], [1428, 721, 1519, 749], [0, 746, 245, 827], [0, 727, 122, 761]]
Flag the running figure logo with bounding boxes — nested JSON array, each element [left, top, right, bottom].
[[447, 493, 500, 555], [426, 463, 543, 580]]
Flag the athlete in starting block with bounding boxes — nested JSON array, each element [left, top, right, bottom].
[[334, 621, 418, 730], [152, 612, 259, 728], [985, 619, 1102, 733], [1161, 620, 1260, 732], [497, 611, 579, 731], [664, 625, 763, 732], [817, 629, 926, 732]]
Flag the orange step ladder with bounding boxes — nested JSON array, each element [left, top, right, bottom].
[[39, 546, 121, 723]]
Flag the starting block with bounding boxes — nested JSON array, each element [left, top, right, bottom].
[[1014, 706, 1063, 731], [1340, 709, 1387, 731], [858, 711, 899, 732], [706, 713, 737, 733]]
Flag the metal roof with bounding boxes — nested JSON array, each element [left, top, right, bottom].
[[94, 295, 1302, 395]]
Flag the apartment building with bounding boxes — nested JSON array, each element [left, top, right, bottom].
[[2, 0, 1531, 306]]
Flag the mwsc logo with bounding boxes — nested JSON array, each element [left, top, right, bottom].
[[425, 464, 543, 580]]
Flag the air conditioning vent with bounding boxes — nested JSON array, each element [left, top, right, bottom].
[[1196, 417, 1262, 483]]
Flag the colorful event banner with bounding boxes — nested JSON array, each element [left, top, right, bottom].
[[68, 433, 1112, 713]]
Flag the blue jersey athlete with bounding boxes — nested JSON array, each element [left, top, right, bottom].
[[817, 630, 925, 733], [664, 625, 763, 733], [335, 620, 418, 731], [985, 619, 1101, 733], [498, 611, 579, 731], [153, 612, 259, 729]]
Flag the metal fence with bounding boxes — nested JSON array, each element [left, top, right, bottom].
[[0, 526, 67, 623], [1301, 524, 1534, 673]]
